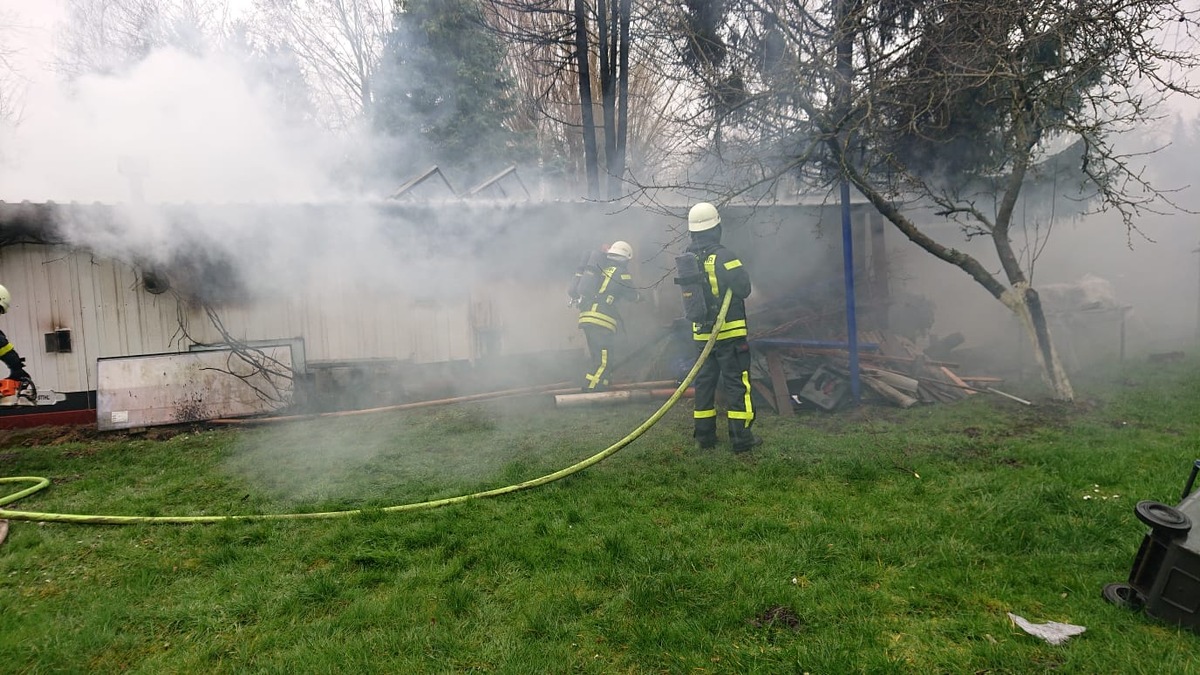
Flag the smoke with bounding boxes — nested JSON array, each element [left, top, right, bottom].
[[0, 44, 579, 302], [0, 37, 673, 500], [0, 48, 351, 204], [892, 113, 1200, 370]]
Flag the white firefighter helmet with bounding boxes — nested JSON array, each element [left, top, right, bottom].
[[0, 284, 10, 314], [688, 202, 721, 232], [607, 240, 633, 261]]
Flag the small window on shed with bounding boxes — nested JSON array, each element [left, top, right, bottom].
[[44, 329, 72, 353]]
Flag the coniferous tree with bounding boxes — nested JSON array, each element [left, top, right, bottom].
[[374, 0, 529, 183]]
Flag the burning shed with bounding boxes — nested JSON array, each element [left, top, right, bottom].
[[0, 190, 904, 427]]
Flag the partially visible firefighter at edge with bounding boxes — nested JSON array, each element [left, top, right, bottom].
[[684, 202, 762, 453], [0, 284, 36, 406], [570, 240, 640, 392]]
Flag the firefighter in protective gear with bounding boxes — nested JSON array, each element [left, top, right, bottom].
[[685, 203, 762, 452], [0, 284, 36, 406], [575, 241, 640, 392]]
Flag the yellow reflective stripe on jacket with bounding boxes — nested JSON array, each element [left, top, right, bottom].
[[579, 265, 627, 332], [597, 267, 614, 294], [692, 319, 747, 341], [724, 259, 742, 270], [579, 311, 618, 331], [704, 254, 719, 297], [0, 343, 11, 358]]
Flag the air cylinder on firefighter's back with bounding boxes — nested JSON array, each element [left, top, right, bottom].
[[673, 253, 711, 324], [567, 250, 592, 299], [572, 249, 607, 302]]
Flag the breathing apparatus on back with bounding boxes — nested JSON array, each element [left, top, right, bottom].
[[673, 202, 722, 324], [569, 241, 635, 308], [568, 249, 607, 307]]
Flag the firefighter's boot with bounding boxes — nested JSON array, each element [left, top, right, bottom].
[[694, 418, 718, 450], [729, 419, 762, 454]]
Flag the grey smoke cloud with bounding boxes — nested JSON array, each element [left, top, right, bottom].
[[0, 47, 347, 204], [0, 44, 571, 303]]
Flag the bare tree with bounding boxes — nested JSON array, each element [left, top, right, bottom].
[[169, 296, 295, 407], [654, 0, 1200, 400], [57, 0, 235, 76], [485, 0, 687, 199], [250, 0, 390, 129], [0, 14, 20, 123]]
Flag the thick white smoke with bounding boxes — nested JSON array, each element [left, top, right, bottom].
[[0, 47, 348, 204]]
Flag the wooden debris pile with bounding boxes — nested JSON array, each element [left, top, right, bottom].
[[750, 329, 1022, 415]]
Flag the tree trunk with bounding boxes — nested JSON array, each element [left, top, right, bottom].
[[840, 158, 1075, 401], [988, 115, 1074, 401], [597, 0, 618, 198], [611, 0, 630, 200], [999, 284, 1074, 400], [991, 236, 1075, 401], [573, 0, 600, 199]]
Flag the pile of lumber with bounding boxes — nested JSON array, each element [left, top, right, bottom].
[[752, 329, 1017, 414], [858, 330, 979, 407]]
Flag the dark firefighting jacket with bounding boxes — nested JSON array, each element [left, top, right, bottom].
[[577, 262, 639, 333], [686, 229, 751, 342]]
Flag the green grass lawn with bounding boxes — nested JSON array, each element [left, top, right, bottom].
[[2, 360, 1200, 673]]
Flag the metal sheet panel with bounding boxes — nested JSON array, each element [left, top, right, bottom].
[[97, 347, 293, 430]]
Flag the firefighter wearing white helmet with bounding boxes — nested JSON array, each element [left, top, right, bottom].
[[683, 203, 762, 452], [687, 201, 721, 232], [0, 283, 36, 406], [606, 240, 633, 261], [573, 240, 640, 392]]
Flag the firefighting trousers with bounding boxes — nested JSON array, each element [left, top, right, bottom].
[[692, 337, 755, 440], [581, 324, 616, 391]]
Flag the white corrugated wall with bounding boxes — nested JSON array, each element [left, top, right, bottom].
[[0, 244, 586, 394]]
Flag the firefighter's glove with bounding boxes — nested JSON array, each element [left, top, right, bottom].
[[8, 359, 29, 382]]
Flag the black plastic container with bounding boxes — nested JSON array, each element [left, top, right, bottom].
[[1105, 460, 1200, 630]]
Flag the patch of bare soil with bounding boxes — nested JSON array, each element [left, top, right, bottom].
[[1003, 401, 1081, 436], [0, 423, 210, 449], [748, 605, 805, 631], [0, 425, 102, 448], [796, 404, 912, 432]]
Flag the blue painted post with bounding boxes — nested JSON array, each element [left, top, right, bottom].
[[840, 179, 861, 403]]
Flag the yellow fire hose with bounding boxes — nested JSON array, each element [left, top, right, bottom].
[[0, 292, 732, 526]]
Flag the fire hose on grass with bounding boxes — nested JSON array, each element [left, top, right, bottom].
[[0, 291, 732, 526]]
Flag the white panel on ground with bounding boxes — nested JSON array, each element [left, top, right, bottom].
[[97, 347, 293, 430]]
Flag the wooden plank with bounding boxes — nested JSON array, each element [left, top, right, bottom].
[[862, 376, 918, 408], [940, 366, 977, 395], [863, 367, 920, 394], [764, 350, 795, 417], [751, 380, 778, 414], [920, 381, 959, 403], [771, 347, 959, 369]]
